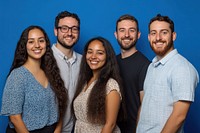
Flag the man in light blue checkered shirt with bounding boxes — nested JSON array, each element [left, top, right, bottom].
[[136, 14, 199, 133]]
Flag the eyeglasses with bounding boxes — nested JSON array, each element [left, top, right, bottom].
[[57, 26, 80, 33]]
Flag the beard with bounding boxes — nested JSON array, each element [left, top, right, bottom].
[[151, 39, 174, 57], [117, 37, 137, 50], [57, 35, 78, 49]]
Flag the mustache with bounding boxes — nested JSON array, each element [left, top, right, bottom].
[[122, 37, 133, 40], [153, 40, 166, 43]]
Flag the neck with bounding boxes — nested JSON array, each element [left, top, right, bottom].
[[121, 47, 137, 58], [56, 43, 73, 58], [23, 59, 42, 73]]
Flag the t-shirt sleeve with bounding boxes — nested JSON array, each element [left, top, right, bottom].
[[1, 70, 26, 115], [171, 63, 199, 102], [106, 78, 122, 99]]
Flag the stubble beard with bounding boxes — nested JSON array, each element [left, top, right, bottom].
[[118, 38, 137, 51], [57, 36, 77, 49]]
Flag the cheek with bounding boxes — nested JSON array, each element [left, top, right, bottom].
[[101, 56, 106, 64]]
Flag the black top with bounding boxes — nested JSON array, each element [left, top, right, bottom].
[[117, 51, 150, 133]]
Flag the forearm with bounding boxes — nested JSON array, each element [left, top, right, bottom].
[[54, 119, 63, 133], [161, 101, 190, 133], [9, 115, 29, 133], [161, 113, 185, 133], [101, 122, 116, 133]]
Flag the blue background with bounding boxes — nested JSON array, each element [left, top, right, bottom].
[[0, 0, 199, 132]]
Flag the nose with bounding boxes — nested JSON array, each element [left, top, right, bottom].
[[125, 30, 130, 37], [34, 41, 40, 48], [156, 33, 162, 41], [91, 53, 97, 59], [67, 28, 72, 35]]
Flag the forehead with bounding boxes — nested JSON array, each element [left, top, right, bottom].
[[88, 40, 104, 50], [150, 21, 171, 31], [117, 20, 137, 28], [28, 29, 44, 38], [58, 17, 79, 26]]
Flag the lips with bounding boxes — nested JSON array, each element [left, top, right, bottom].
[[153, 41, 165, 47], [89, 60, 98, 65], [33, 49, 42, 54]]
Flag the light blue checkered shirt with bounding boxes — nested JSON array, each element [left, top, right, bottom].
[[137, 49, 199, 133]]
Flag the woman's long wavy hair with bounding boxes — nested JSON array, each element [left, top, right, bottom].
[[8, 25, 68, 119], [73, 36, 126, 124]]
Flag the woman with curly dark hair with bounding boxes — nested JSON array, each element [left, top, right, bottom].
[[1, 25, 68, 133], [73, 37, 124, 133]]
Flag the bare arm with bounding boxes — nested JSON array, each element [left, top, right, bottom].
[[54, 119, 63, 133], [101, 90, 121, 133], [9, 114, 29, 133], [161, 101, 191, 133]]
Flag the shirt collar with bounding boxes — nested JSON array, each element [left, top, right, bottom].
[[152, 49, 178, 67], [52, 44, 77, 64]]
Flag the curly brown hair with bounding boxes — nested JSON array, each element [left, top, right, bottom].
[[8, 25, 68, 119]]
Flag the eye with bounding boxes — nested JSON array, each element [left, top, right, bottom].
[[118, 28, 125, 32], [162, 31, 168, 35], [28, 40, 34, 44], [72, 27, 79, 32], [87, 50, 92, 54], [129, 28, 136, 33], [61, 26, 69, 31], [39, 39, 45, 43], [150, 32, 156, 36], [97, 51, 105, 55]]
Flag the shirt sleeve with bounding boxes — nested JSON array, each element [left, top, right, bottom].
[[106, 78, 122, 99], [1, 69, 26, 115], [171, 63, 199, 102]]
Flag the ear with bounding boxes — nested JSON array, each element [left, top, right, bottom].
[[137, 31, 141, 39], [148, 33, 150, 42], [114, 31, 117, 39], [54, 27, 58, 36], [172, 32, 177, 41]]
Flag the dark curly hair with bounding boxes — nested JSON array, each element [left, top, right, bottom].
[[8, 25, 68, 119], [73, 36, 125, 124], [148, 14, 174, 33]]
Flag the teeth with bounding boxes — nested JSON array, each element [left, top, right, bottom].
[[34, 50, 41, 53], [90, 61, 98, 64]]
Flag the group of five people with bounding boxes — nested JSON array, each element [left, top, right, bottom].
[[1, 10, 199, 133]]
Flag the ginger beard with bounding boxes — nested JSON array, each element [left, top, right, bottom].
[[150, 35, 174, 57]]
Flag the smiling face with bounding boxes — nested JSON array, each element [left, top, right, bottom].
[[54, 17, 79, 49], [115, 19, 140, 51], [26, 28, 46, 61], [86, 40, 106, 74], [148, 20, 176, 59]]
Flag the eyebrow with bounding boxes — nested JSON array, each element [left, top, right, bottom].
[[119, 27, 136, 30], [150, 29, 169, 33]]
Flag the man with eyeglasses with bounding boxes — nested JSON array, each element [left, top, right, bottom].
[[52, 11, 82, 133]]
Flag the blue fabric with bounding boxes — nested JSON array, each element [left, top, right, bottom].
[[1, 66, 58, 131], [137, 49, 199, 133]]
